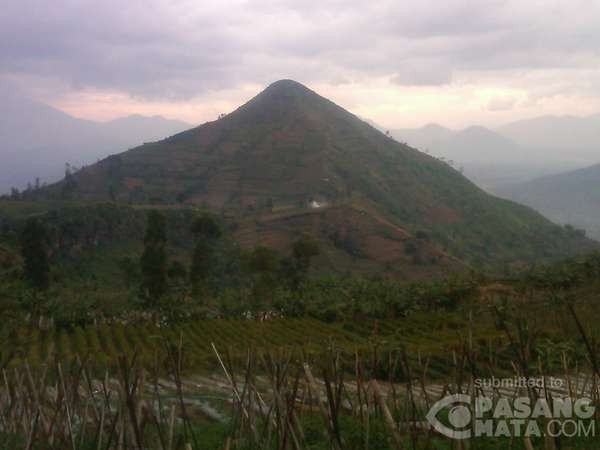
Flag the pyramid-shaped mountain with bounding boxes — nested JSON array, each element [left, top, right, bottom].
[[50, 80, 596, 269]]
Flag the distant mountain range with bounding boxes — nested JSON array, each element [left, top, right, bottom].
[[497, 163, 600, 240], [0, 85, 191, 193], [390, 114, 600, 190], [32, 80, 596, 272]]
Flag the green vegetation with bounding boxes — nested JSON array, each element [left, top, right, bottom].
[[0, 201, 598, 449], [0, 199, 599, 332], [190, 213, 223, 292], [140, 210, 169, 304], [0, 200, 599, 376], [19, 218, 49, 290]]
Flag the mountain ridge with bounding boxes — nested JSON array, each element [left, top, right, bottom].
[[389, 118, 596, 190]]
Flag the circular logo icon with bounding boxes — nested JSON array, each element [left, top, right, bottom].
[[426, 394, 473, 440]]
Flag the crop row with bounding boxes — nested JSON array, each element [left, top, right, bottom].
[[0, 315, 529, 376]]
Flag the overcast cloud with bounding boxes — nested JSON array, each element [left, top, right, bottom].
[[1, 0, 600, 127]]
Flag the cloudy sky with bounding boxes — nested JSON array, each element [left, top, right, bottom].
[[2, 0, 600, 128]]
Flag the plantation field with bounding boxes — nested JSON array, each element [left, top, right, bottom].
[[3, 294, 598, 376], [2, 316, 469, 370]]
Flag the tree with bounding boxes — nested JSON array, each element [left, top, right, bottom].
[[190, 214, 222, 239], [265, 198, 274, 212], [108, 184, 116, 202], [243, 245, 281, 317], [118, 256, 140, 286], [61, 163, 78, 197], [190, 241, 212, 286], [283, 234, 320, 290], [139, 211, 168, 304], [246, 246, 280, 274], [190, 214, 222, 290], [20, 218, 50, 290], [168, 260, 187, 281], [292, 234, 320, 272]]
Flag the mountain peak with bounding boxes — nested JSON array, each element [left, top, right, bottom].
[[230, 79, 346, 124], [264, 79, 310, 93], [255, 79, 320, 104]]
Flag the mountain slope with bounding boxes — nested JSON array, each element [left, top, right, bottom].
[[42, 80, 596, 267], [497, 163, 600, 240], [0, 84, 191, 193]]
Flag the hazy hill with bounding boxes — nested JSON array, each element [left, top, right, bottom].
[[497, 162, 600, 240], [392, 123, 455, 153], [391, 124, 519, 160], [0, 86, 113, 193], [0, 85, 190, 194], [390, 122, 589, 190], [38, 80, 596, 269], [391, 124, 543, 188], [100, 115, 192, 144]]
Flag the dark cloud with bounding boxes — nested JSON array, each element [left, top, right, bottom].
[[1, 0, 599, 98]]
